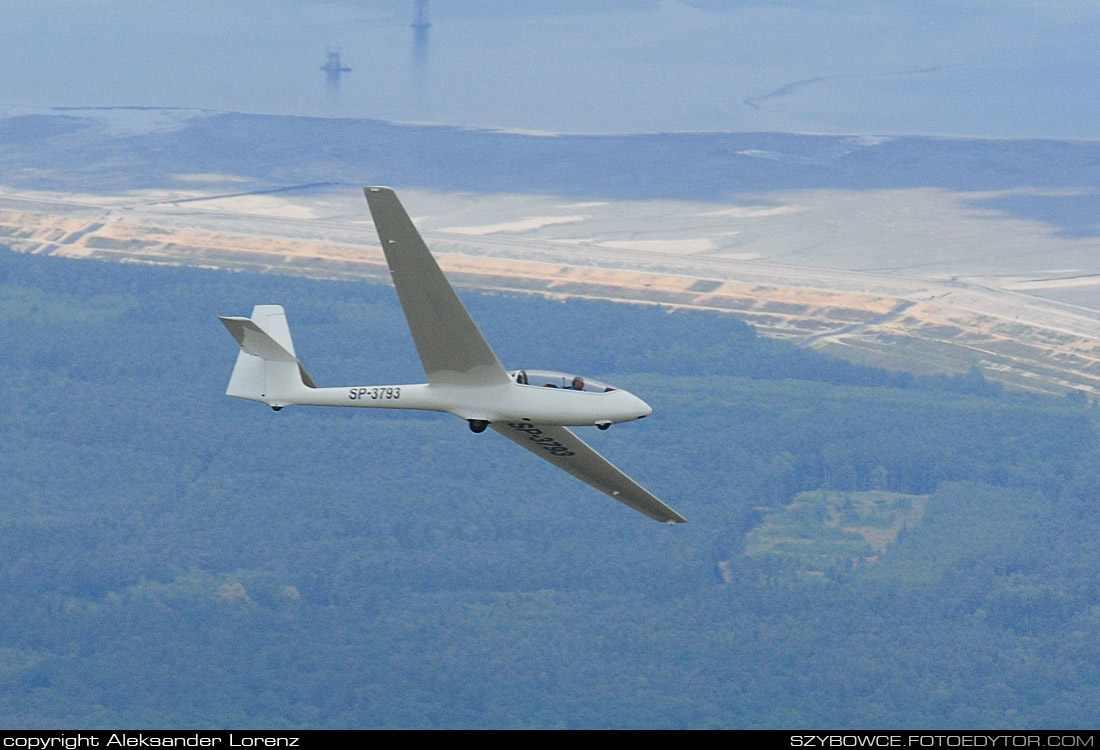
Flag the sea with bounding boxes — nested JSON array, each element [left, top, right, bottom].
[[2, 0, 1098, 139]]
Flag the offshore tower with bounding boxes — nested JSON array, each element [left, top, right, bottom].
[[321, 50, 351, 74], [411, 0, 431, 30]]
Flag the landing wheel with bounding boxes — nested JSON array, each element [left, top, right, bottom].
[[597, 422, 611, 430], [271, 406, 283, 412], [468, 419, 489, 433]]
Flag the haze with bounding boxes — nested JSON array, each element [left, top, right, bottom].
[[2, 0, 1098, 138]]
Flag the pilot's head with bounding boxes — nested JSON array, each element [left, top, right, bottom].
[[572, 376, 584, 391]]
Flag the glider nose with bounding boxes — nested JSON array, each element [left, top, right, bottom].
[[632, 393, 653, 420]]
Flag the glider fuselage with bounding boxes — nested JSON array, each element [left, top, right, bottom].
[[288, 378, 652, 427]]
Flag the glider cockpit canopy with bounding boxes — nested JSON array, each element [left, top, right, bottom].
[[511, 369, 616, 393]]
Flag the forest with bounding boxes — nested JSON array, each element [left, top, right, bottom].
[[1, 247, 1099, 728]]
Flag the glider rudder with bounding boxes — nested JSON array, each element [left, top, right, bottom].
[[219, 304, 316, 409]]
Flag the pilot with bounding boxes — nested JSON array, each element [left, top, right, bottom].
[[571, 376, 585, 391], [516, 370, 528, 385]]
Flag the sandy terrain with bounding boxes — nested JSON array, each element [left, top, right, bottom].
[[3, 184, 1100, 396]]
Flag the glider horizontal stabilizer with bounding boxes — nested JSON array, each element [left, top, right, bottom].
[[219, 306, 316, 406]]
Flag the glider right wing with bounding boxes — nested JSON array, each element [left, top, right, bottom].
[[364, 187, 512, 388], [491, 422, 687, 524]]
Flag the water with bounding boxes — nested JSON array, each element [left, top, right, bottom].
[[2, 0, 1098, 139]]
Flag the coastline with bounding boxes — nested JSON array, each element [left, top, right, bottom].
[[3, 107, 1100, 395]]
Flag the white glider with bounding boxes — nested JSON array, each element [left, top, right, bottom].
[[219, 187, 685, 524]]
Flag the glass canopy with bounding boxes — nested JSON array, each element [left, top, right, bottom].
[[510, 369, 616, 393]]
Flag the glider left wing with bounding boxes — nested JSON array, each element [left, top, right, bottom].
[[364, 187, 511, 387], [491, 422, 687, 524]]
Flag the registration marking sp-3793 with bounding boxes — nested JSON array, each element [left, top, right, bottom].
[[348, 386, 401, 401], [507, 422, 575, 457]]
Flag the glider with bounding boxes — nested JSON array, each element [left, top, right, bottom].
[[219, 187, 685, 524]]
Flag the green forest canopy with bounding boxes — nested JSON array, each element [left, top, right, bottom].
[[1, 248, 1099, 729]]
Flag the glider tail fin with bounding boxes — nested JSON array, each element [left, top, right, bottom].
[[219, 305, 316, 408]]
